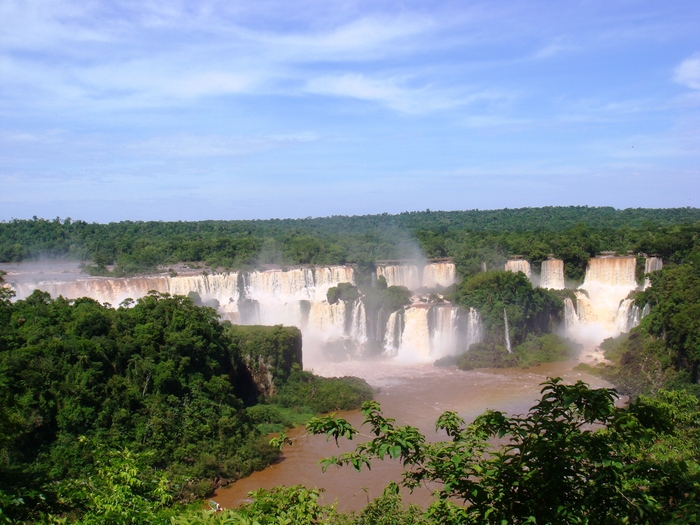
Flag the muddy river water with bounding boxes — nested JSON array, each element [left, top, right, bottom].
[[215, 359, 613, 512]]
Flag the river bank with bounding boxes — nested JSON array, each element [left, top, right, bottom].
[[215, 359, 613, 512]]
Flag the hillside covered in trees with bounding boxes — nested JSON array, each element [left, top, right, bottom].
[[0, 288, 373, 522]]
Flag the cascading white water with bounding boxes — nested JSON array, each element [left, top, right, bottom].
[[349, 300, 368, 344], [564, 298, 579, 331], [574, 292, 594, 324], [421, 263, 457, 288], [307, 301, 347, 341], [585, 256, 637, 287], [376, 265, 420, 290], [383, 311, 402, 356], [314, 266, 356, 291], [540, 259, 565, 290], [505, 259, 532, 281], [169, 273, 241, 313], [246, 268, 316, 302], [395, 306, 432, 362], [463, 308, 483, 350], [566, 256, 639, 348], [644, 257, 663, 290], [11, 273, 241, 311], [428, 306, 459, 358], [241, 266, 357, 329], [387, 304, 483, 362], [10, 261, 482, 366], [503, 308, 512, 353], [625, 303, 641, 332], [615, 299, 636, 333]]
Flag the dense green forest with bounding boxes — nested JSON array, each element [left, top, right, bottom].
[[0, 289, 373, 523], [2, 207, 699, 282]]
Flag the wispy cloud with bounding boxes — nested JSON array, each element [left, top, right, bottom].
[[530, 37, 575, 60], [305, 73, 503, 114], [675, 52, 700, 90], [0, 128, 319, 163], [129, 132, 319, 158], [0, 3, 442, 113]]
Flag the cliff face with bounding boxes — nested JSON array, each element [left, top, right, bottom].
[[226, 324, 303, 400]]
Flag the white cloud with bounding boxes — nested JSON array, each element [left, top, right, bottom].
[[76, 62, 259, 100], [269, 132, 319, 142], [305, 73, 468, 114], [674, 52, 700, 90], [127, 132, 319, 158], [248, 15, 434, 63], [0, 2, 441, 112]]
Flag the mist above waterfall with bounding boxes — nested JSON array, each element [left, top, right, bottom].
[[4, 256, 472, 368], [3, 250, 665, 367]]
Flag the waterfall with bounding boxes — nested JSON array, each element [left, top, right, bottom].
[[463, 307, 483, 351], [615, 299, 636, 333], [383, 311, 403, 356], [503, 308, 512, 353], [540, 259, 565, 290], [11, 265, 364, 353], [428, 306, 459, 358], [349, 300, 368, 344], [245, 268, 317, 302], [626, 303, 641, 332], [641, 303, 651, 319], [395, 306, 432, 361], [505, 259, 532, 281], [307, 301, 347, 341], [421, 263, 457, 288], [12, 262, 489, 364], [574, 292, 595, 324], [564, 298, 579, 331], [563, 256, 640, 348], [644, 257, 663, 290], [376, 265, 420, 290], [314, 266, 356, 290], [580, 257, 637, 328], [585, 256, 637, 287], [383, 304, 483, 362], [10, 273, 241, 310]]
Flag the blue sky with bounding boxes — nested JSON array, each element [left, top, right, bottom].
[[1, 0, 699, 222]]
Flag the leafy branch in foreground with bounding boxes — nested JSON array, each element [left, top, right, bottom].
[[304, 379, 700, 524]]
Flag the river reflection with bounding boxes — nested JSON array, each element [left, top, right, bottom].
[[215, 360, 612, 512]]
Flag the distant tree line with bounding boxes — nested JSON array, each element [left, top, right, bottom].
[[1, 207, 699, 282]]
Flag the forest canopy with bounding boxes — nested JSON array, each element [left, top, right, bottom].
[[0, 290, 373, 521], [2, 207, 699, 282]]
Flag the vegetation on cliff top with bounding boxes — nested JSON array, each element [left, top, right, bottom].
[[2, 207, 699, 282], [435, 333, 580, 370]]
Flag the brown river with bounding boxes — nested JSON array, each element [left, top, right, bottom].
[[215, 359, 613, 512]]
